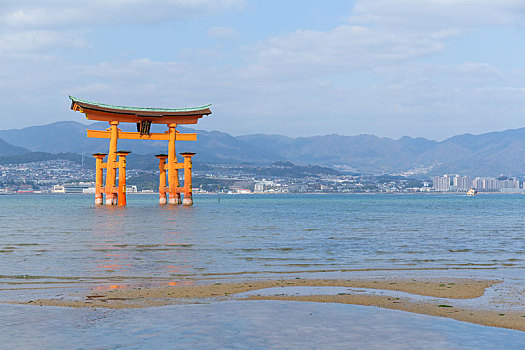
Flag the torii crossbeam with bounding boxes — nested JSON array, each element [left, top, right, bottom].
[[70, 96, 212, 206]]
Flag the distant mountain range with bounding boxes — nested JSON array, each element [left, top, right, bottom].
[[1, 121, 525, 177]]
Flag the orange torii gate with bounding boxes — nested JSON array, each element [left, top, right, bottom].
[[69, 96, 212, 206]]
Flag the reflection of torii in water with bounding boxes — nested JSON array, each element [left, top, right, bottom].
[[69, 96, 212, 207]]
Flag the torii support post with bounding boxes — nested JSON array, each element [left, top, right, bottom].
[[155, 154, 168, 205], [116, 151, 131, 206], [105, 121, 120, 206], [180, 152, 196, 206], [92, 153, 107, 205], [167, 123, 182, 205]]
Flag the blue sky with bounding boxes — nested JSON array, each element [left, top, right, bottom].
[[0, 0, 524, 140]]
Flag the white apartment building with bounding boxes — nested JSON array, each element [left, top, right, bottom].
[[432, 175, 450, 191], [472, 177, 484, 190], [254, 179, 276, 193], [452, 175, 471, 191], [484, 178, 499, 191], [499, 179, 520, 189]]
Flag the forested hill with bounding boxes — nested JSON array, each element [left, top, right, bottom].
[[2, 121, 525, 176]]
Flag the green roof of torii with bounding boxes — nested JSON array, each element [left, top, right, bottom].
[[69, 96, 212, 113]]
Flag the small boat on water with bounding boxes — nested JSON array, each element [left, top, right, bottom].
[[467, 188, 477, 196]]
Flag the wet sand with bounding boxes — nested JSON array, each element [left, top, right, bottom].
[[9, 277, 525, 331]]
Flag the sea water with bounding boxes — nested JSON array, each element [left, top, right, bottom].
[[0, 194, 523, 287], [0, 193, 524, 348]]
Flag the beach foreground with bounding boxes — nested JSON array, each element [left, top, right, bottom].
[[9, 277, 525, 332]]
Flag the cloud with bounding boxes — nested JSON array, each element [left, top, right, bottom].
[[0, 0, 245, 29], [0, 30, 86, 53], [0, 46, 523, 140], [245, 25, 444, 78], [350, 0, 525, 32], [0, 0, 244, 53]]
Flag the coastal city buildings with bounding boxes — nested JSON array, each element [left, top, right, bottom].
[[1, 159, 525, 195], [51, 183, 138, 194], [432, 175, 523, 192]]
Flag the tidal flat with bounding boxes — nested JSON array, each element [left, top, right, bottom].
[[10, 277, 525, 331]]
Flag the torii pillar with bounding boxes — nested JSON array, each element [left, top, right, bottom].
[[155, 154, 168, 205], [167, 123, 182, 205], [104, 121, 119, 206], [116, 150, 131, 206], [92, 153, 107, 205], [181, 152, 195, 206]]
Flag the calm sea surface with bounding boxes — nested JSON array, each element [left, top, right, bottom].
[[0, 193, 523, 292]]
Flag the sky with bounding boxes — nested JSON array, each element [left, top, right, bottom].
[[0, 0, 524, 140]]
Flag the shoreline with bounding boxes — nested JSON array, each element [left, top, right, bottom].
[[5, 191, 525, 196], [6, 277, 525, 332]]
